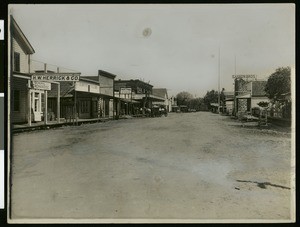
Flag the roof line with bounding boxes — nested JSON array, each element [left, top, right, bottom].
[[11, 16, 35, 54]]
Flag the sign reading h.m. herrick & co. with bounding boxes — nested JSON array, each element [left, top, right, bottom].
[[31, 73, 80, 81]]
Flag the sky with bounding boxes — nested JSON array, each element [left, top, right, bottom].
[[9, 4, 295, 97]]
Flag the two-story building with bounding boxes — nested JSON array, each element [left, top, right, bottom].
[[10, 16, 36, 125], [114, 79, 165, 115], [10, 17, 81, 125]]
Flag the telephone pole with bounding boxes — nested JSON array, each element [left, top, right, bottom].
[[218, 47, 221, 113]]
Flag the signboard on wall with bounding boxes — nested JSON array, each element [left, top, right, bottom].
[[120, 88, 132, 94], [232, 75, 257, 80], [75, 81, 99, 94], [32, 81, 51, 90], [31, 73, 80, 81]]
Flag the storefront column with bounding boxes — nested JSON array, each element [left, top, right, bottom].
[[57, 83, 60, 123], [103, 99, 106, 118], [73, 88, 77, 124], [44, 90, 48, 125], [27, 80, 31, 126]]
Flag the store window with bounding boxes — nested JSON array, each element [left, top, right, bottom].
[[14, 52, 20, 72]]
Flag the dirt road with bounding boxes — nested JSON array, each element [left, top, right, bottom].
[[10, 112, 294, 222]]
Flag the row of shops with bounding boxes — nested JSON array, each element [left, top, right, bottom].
[[10, 16, 170, 126]]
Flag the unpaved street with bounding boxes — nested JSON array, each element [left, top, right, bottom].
[[10, 112, 293, 221]]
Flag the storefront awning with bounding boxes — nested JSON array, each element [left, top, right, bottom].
[[116, 97, 140, 104]]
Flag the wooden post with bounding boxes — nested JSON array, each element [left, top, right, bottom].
[[103, 99, 106, 118], [44, 90, 47, 125], [27, 80, 31, 126], [57, 83, 60, 123], [74, 89, 76, 125]]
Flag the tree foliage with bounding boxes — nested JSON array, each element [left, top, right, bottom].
[[175, 92, 207, 111], [265, 67, 291, 102], [176, 91, 193, 106], [188, 97, 206, 110], [203, 90, 219, 109]]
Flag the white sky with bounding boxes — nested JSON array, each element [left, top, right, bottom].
[[9, 4, 295, 97]]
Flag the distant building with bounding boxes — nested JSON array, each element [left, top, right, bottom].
[[169, 96, 179, 112], [152, 88, 171, 112], [224, 91, 234, 115], [114, 79, 164, 115], [233, 78, 268, 116]]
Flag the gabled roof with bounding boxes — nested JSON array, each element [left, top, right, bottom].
[[152, 88, 168, 98], [11, 16, 35, 54], [252, 80, 267, 97]]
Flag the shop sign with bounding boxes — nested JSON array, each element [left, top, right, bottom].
[[232, 75, 257, 80], [32, 73, 80, 81], [32, 81, 51, 90], [120, 88, 132, 94]]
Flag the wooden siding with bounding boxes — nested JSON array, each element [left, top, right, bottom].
[[99, 76, 114, 97], [11, 77, 29, 123], [13, 38, 30, 74]]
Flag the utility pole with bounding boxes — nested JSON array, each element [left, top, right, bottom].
[[218, 47, 221, 113], [234, 54, 237, 116]]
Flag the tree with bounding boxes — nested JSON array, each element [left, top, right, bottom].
[[188, 97, 205, 110], [203, 90, 219, 109], [265, 67, 291, 102], [176, 91, 193, 106]]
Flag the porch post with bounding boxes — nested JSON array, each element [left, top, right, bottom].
[[57, 83, 60, 123], [74, 89, 77, 125], [103, 99, 106, 118], [27, 80, 31, 126], [44, 90, 48, 125]]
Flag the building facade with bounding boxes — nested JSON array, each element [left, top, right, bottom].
[[114, 79, 165, 115], [233, 77, 269, 116], [10, 16, 36, 124], [152, 88, 171, 112], [48, 70, 116, 120]]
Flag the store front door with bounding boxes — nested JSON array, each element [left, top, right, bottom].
[[31, 90, 44, 122]]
